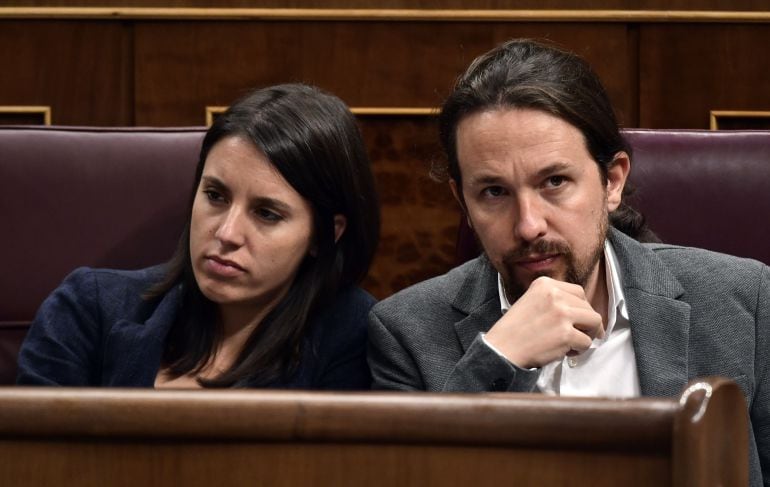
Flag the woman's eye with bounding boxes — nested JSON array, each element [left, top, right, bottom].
[[204, 189, 225, 203], [257, 208, 283, 222]]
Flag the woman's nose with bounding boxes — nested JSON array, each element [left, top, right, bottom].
[[214, 207, 246, 247]]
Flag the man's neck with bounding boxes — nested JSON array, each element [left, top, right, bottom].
[[585, 256, 610, 329]]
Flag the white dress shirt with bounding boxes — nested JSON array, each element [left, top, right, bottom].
[[487, 240, 641, 398]]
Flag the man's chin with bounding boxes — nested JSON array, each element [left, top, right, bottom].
[[502, 268, 567, 301]]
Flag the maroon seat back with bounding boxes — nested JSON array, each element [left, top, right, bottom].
[[0, 126, 205, 384], [457, 129, 770, 265]]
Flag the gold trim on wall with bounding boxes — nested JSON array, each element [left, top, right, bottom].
[[710, 110, 770, 130], [0, 105, 51, 125], [351, 107, 438, 115], [206, 106, 437, 127], [205, 106, 228, 127], [1, 8, 769, 23]]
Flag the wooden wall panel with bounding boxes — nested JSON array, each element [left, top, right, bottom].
[[639, 24, 770, 129], [2, 10, 767, 296], [5, 1, 770, 10], [134, 21, 634, 126], [357, 114, 458, 299], [0, 20, 133, 126], [132, 21, 632, 294]]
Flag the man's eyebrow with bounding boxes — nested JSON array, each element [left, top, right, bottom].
[[466, 174, 504, 186], [466, 162, 574, 186], [533, 162, 573, 179]]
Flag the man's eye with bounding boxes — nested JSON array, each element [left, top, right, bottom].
[[545, 176, 567, 188], [481, 186, 506, 198]]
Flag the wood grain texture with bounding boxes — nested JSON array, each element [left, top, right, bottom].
[[639, 23, 770, 128], [4, 1, 770, 11], [0, 20, 133, 125], [133, 21, 634, 124], [358, 115, 459, 299], [0, 442, 670, 487], [0, 378, 747, 486]]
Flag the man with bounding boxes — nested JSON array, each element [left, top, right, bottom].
[[367, 39, 769, 485]]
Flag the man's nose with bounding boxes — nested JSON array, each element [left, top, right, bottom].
[[514, 194, 547, 242]]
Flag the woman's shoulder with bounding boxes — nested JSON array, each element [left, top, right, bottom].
[[61, 264, 166, 294], [320, 285, 377, 325], [53, 264, 173, 317]]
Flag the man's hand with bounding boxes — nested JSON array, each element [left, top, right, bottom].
[[485, 276, 604, 369]]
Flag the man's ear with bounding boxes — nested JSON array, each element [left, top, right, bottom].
[[333, 214, 347, 243], [606, 152, 631, 212], [449, 179, 472, 229]]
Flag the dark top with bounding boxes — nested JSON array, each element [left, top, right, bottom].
[[17, 266, 375, 389]]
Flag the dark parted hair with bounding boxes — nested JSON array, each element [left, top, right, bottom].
[[148, 83, 380, 387], [436, 38, 657, 242]]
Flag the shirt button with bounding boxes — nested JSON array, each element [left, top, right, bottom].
[[567, 357, 578, 368]]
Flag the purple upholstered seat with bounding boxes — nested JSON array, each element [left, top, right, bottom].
[[0, 126, 205, 384]]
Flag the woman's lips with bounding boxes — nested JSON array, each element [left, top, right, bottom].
[[203, 255, 246, 277]]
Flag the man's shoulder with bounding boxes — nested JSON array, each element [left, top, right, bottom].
[[640, 242, 768, 293], [644, 242, 765, 273], [372, 257, 489, 318]]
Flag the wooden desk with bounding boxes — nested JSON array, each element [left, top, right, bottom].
[[0, 377, 747, 486]]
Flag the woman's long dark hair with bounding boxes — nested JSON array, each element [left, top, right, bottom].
[[147, 83, 380, 387]]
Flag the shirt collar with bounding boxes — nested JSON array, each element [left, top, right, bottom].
[[497, 240, 628, 333]]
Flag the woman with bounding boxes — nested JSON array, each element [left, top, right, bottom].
[[17, 83, 380, 389]]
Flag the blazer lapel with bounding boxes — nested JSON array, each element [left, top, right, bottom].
[[102, 286, 181, 386], [610, 230, 690, 397], [451, 258, 502, 352]]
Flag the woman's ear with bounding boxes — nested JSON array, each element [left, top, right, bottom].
[[333, 214, 347, 243]]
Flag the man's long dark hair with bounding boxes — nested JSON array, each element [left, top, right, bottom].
[[436, 38, 658, 243], [147, 83, 380, 387]]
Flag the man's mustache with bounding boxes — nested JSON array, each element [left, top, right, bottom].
[[501, 239, 572, 266]]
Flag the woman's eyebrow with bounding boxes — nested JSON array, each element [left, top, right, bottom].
[[250, 196, 292, 214], [200, 175, 227, 188]]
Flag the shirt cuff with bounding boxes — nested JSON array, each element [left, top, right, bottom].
[[480, 332, 539, 372]]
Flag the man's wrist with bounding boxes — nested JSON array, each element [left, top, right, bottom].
[[480, 332, 538, 371]]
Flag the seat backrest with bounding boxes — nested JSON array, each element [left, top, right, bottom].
[[456, 129, 770, 265], [623, 129, 770, 263], [0, 126, 205, 383]]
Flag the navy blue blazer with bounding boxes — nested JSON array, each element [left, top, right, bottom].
[[17, 266, 375, 389]]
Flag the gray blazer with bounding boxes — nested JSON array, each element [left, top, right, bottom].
[[369, 228, 770, 486]]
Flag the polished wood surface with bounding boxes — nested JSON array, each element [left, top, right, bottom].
[[0, 377, 747, 486], [639, 23, 770, 129], [3, 8, 770, 21], [0, 20, 133, 126], [4, 1, 770, 12], [131, 21, 632, 125]]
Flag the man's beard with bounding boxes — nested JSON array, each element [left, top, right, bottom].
[[497, 216, 608, 303]]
